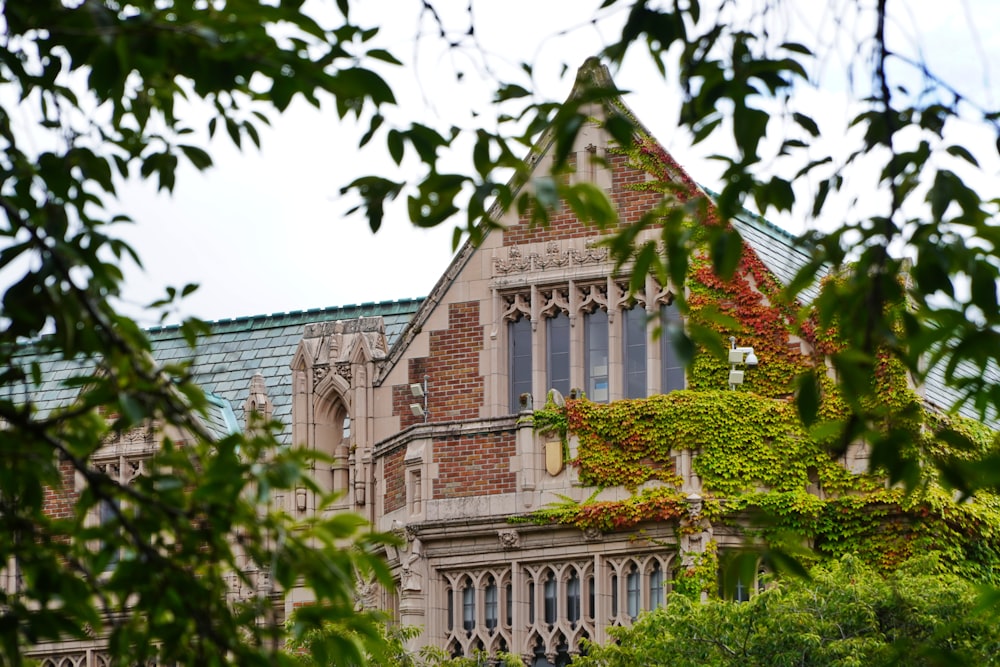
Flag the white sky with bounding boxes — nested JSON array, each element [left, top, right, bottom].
[[105, 0, 1000, 326]]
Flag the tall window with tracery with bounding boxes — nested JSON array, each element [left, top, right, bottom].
[[622, 305, 647, 399], [509, 316, 532, 412], [90, 454, 148, 568], [501, 282, 685, 414], [442, 568, 513, 659], [522, 561, 594, 666], [584, 308, 609, 402], [546, 312, 570, 398], [660, 301, 685, 393], [442, 555, 673, 663], [606, 554, 673, 626]]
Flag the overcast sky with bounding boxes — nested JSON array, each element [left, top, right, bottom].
[[107, 1, 1000, 326]]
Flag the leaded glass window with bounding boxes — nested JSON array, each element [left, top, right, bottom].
[[585, 309, 609, 401], [547, 313, 570, 396], [509, 317, 532, 412], [660, 302, 685, 393], [566, 572, 580, 626], [623, 306, 647, 398]]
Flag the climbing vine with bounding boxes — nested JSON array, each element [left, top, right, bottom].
[[518, 132, 1000, 585], [672, 540, 719, 601], [535, 391, 873, 495], [511, 486, 689, 532], [527, 390, 1000, 581]]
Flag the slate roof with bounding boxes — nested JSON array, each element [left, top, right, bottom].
[[696, 186, 824, 304], [14, 299, 422, 445], [923, 357, 1000, 425], [727, 203, 996, 424], [731, 211, 822, 304]]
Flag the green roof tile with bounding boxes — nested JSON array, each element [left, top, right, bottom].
[[19, 299, 423, 445]]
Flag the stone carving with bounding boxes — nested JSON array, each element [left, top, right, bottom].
[[613, 279, 645, 310], [493, 239, 610, 275], [100, 423, 157, 448], [95, 460, 119, 481], [312, 364, 330, 389], [126, 459, 143, 483], [582, 526, 603, 542], [94, 457, 146, 485], [567, 240, 609, 265], [539, 287, 570, 319], [497, 529, 520, 550], [368, 330, 388, 357], [494, 245, 530, 273], [300, 317, 390, 377], [535, 241, 570, 269], [686, 493, 703, 518], [578, 282, 608, 314], [244, 373, 273, 423], [401, 534, 425, 592], [390, 520, 407, 544], [355, 577, 379, 611], [501, 293, 531, 323], [303, 317, 385, 339]]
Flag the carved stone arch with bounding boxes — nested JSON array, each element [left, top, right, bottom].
[[613, 279, 645, 311], [577, 282, 608, 315], [538, 286, 570, 319], [311, 373, 352, 497], [349, 333, 371, 365], [652, 280, 680, 306], [314, 371, 352, 413], [290, 336, 315, 374], [501, 292, 531, 323]]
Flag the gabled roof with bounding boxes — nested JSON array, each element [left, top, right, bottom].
[[15, 299, 422, 445], [694, 185, 824, 304], [378, 58, 685, 381]]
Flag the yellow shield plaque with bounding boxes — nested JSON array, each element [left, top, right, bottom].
[[545, 441, 564, 476]]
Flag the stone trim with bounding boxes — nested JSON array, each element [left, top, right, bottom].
[[374, 415, 517, 458]]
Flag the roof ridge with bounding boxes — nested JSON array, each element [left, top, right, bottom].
[[697, 184, 800, 244], [145, 297, 426, 336]]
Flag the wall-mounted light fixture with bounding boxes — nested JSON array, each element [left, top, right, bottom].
[[728, 336, 759, 390], [408, 375, 429, 422]]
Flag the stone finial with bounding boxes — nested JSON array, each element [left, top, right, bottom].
[[244, 372, 273, 431]]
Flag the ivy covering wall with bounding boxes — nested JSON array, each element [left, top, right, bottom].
[[526, 389, 1000, 585], [517, 131, 1000, 594], [550, 355, 996, 589], [531, 141, 998, 588]]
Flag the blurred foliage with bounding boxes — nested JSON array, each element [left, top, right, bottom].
[[0, 1, 401, 664], [527, 390, 1000, 582], [284, 620, 525, 667], [2, 0, 999, 665], [573, 555, 1000, 667]]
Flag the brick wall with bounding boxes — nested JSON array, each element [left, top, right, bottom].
[[392, 301, 483, 429], [503, 152, 664, 246], [433, 430, 516, 499], [43, 459, 77, 520], [383, 447, 406, 513]]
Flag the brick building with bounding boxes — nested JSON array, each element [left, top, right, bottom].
[[17, 60, 984, 666]]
